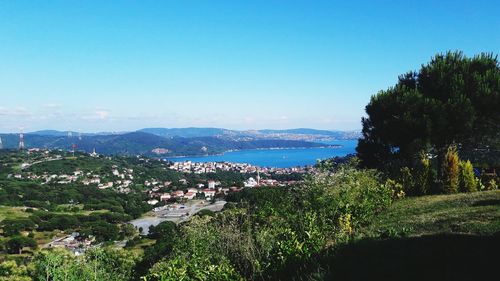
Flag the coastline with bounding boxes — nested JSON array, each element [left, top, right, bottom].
[[164, 144, 344, 159]]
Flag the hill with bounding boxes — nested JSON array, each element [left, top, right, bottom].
[[138, 127, 233, 138], [315, 191, 500, 281], [139, 127, 361, 140], [0, 132, 327, 157]]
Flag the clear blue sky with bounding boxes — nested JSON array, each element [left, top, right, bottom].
[[1, 0, 498, 133]]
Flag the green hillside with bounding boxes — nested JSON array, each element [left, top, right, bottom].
[[314, 191, 500, 281]]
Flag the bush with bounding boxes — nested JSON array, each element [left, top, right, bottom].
[[385, 179, 405, 199], [32, 248, 138, 281], [145, 166, 392, 280], [486, 179, 498, 190], [415, 151, 435, 195], [459, 160, 478, 192], [442, 145, 460, 193], [196, 208, 215, 217]]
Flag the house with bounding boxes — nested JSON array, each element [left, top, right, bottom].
[[187, 188, 199, 193], [160, 193, 171, 201], [202, 188, 216, 198], [172, 190, 184, 198], [147, 199, 159, 205], [184, 192, 196, 200]]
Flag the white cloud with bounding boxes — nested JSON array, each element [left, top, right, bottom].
[[82, 110, 111, 120]]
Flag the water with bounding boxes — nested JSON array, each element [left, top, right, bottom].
[[166, 139, 357, 168]]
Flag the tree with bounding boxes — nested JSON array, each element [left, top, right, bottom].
[[147, 221, 177, 240], [81, 221, 119, 242], [1, 218, 36, 236], [358, 51, 500, 175], [459, 160, 478, 192], [6, 236, 37, 254], [442, 146, 460, 194], [120, 223, 137, 239]]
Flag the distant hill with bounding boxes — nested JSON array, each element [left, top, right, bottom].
[[0, 131, 327, 157], [138, 127, 232, 138], [21, 127, 360, 140], [0, 127, 359, 156], [138, 127, 361, 140], [258, 128, 338, 135], [257, 128, 360, 139]]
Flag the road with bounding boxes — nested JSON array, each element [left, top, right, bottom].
[[129, 200, 226, 234]]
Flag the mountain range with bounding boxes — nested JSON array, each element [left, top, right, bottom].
[[0, 128, 360, 157]]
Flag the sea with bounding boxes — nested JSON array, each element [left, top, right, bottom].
[[166, 139, 357, 168]]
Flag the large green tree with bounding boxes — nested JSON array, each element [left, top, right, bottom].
[[357, 51, 500, 173]]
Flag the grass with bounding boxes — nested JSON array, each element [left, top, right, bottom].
[[0, 206, 29, 221], [362, 190, 500, 237], [282, 191, 500, 281], [315, 191, 500, 281], [125, 238, 156, 256]]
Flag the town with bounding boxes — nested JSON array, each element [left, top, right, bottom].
[[0, 147, 316, 254]]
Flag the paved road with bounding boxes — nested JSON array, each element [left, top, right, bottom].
[[130, 200, 226, 234]]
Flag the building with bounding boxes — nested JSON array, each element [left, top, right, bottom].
[[160, 193, 171, 201], [202, 188, 216, 198], [184, 192, 196, 200], [172, 190, 184, 198], [208, 180, 216, 189], [244, 177, 258, 188], [147, 199, 159, 205]]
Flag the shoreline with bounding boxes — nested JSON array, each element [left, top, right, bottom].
[[164, 144, 344, 159]]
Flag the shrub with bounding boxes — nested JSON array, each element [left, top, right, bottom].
[[415, 151, 434, 195], [459, 160, 478, 192], [32, 248, 138, 281], [385, 179, 405, 199], [486, 179, 498, 190], [442, 145, 460, 193], [144, 166, 392, 280], [398, 166, 415, 194]]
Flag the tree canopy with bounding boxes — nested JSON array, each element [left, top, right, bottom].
[[357, 51, 500, 173]]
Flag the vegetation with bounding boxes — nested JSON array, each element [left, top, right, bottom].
[[442, 145, 460, 194], [357, 51, 499, 180], [0, 51, 497, 280], [363, 190, 500, 237], [145, 164, 392, 280], [0, 132, 325, 157]]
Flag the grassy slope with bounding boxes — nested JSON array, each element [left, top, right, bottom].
[[0, 206, 29, 221], [319, 191, 500, 281], [363, 190, 500, 237]]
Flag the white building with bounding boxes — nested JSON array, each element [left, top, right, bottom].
[[244, 177, 258, 188], [208, 180, 216, 189]]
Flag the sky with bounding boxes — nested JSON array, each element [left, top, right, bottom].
[[0, 0, 499, 133]]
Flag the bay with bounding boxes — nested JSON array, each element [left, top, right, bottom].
[[166, 139, 357, 168]]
